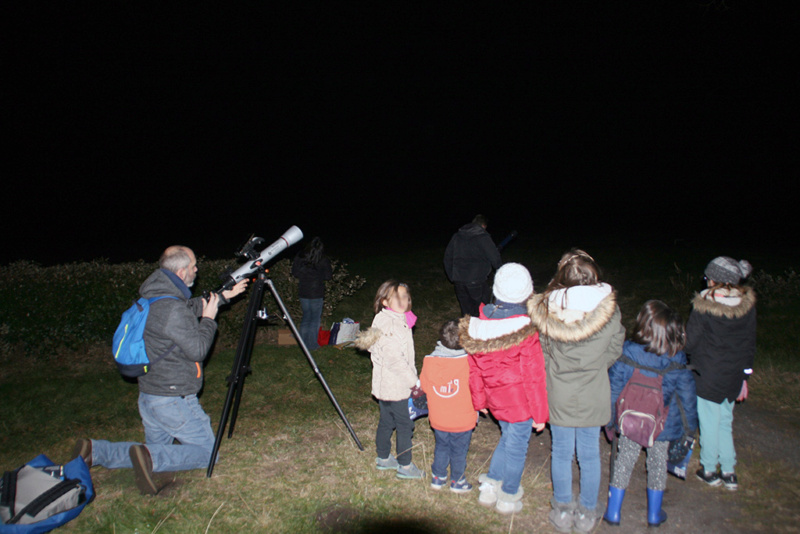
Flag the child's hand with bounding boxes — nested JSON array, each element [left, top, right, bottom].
[[532, 421, 546, 432], [480, 408, 489, 415], [736, 380, 749, 402]]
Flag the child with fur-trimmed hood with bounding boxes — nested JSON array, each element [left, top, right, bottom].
[[527, 249, 625, 534], [458, 262, 549, 515], [687, 256, 756, 491]]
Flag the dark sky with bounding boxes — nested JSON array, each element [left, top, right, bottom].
[[4, 3, 795, 265]]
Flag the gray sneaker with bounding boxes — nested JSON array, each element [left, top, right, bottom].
[[376, 455, 399, 470], [548, 499, 575, 534], [573, 505, 598, 534], [396, 462, 424, 479]]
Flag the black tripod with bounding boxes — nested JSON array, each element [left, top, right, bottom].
[[206, 271, 364, 477]]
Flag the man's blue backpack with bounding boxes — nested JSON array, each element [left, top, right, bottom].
[[112, 296, 178, 377]]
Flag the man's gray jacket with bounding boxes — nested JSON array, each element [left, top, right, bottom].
[[137, 269, 219, 397]]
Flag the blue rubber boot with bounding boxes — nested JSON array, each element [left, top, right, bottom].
[[602, 486, 625, 526], [646, 489, 667, 527]]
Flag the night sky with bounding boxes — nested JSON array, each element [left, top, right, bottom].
[[4, 3, 794, 266]]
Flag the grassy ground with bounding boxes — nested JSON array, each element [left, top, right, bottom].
[[1, 241, 798, 532]]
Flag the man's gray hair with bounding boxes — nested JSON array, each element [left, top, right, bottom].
[[159, 246, 192, 273]]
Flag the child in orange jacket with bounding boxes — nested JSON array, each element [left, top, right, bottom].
[[420, 319, 478, 493]]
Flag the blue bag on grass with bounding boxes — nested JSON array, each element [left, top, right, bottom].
[[112, 296, 178, 377], [0, 454, 94, 534]]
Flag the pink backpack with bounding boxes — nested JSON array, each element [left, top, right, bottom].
[[615, 368, 668, 447], [614, 356, 684, 448]]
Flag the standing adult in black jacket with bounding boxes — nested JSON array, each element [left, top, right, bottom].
[[292, 237, 332, 350], [444, 214, 502, 317]]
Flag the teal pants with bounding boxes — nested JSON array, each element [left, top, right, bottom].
[[697, 397, 736, 474]]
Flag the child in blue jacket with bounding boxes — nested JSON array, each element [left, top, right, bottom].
[[604, 300, 697, 528]]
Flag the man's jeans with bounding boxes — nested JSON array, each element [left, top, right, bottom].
[[431, 429, 473, 482], [550, 425, 601, 510], [299, 298, 324, 350], [91, 393, 215, 472], [487, 419, 533, 495]]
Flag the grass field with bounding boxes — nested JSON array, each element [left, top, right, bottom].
[[1, 240, 798, 532]]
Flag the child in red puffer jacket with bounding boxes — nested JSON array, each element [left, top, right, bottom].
[[458, 262, 549, 515]]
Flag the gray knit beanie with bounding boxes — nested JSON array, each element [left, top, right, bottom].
[[493, 262, 533, 303], [704, 256, 753, 285]]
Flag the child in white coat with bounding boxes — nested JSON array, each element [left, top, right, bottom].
[[355, 280, 422, 479]]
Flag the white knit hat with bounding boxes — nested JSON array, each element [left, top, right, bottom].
[[493, 262, 533, 303]]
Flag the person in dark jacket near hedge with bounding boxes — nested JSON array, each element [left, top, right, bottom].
[[603, 300, 698, 528], [686, 256, 756, 492], [444, 214, 502, 317], [72, 246, 248, 495], [291, 237, 332, 350]]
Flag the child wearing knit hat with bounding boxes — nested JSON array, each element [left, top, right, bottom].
[[686, 256, 756, 492], [458, 262, 549, 515]]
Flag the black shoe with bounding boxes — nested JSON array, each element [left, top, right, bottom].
[[720, 472, 738, 491], [695, 467, 722, 487], [72, 439, 93, 468], [130, 445, 159, 495]]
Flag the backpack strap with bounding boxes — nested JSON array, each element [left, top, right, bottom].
[[618, 354, 685, 375], [144, 296, 180, 370], [147, 296, 181, 305], [7, 478, 82, 524], [1, 468, 19, 514], [672, 393, 689, 430]]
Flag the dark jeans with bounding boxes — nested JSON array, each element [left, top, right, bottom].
[[431, 428, 473, 482], [454, 280, 491, 317], [376, 399, 415, 466], [299, 298, 323, 350]]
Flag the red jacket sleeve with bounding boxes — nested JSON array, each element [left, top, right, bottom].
[[468, 353, 487, 411], [520, 333, 549, 424]]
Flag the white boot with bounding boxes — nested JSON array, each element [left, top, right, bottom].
[[477, 473, 501, 507], [495, 487, 524, 515]]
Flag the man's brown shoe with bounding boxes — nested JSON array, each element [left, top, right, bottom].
[[130, 445, 159, 495], [72, 439, 93, 468]]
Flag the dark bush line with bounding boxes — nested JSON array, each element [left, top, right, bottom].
[[0, 258, 365, 355]]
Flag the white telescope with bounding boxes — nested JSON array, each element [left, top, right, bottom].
[[220, 225, 303, 290]]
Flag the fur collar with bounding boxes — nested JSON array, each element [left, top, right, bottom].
[[691, 285, 756, 319], [527, 290, 618, 343], [354, 327, 383, 350], [458, 315, 537, 354]]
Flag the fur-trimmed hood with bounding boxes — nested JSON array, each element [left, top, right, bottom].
[[691, 285, 756, 319], [527, 287, 618, 343], [458, 314, 536, 354]]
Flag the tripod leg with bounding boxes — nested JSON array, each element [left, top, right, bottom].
[[227, 300, 260, 439], [207, 275, 266, 477], [266, 279, 364, 451]]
